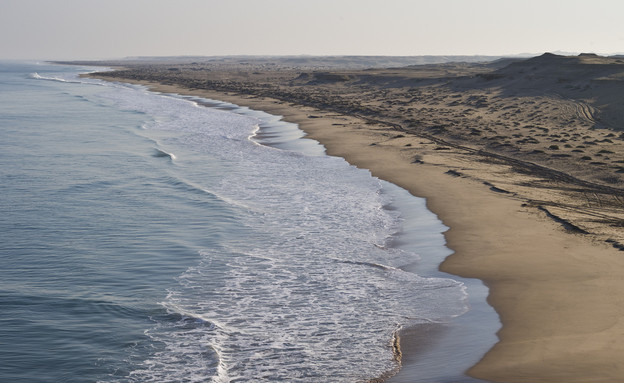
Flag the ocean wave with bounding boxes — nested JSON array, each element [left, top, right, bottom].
[[30, 70, 116, 88], [152, 148, 176, 161], [160, 174, 254, 211], [30, 72, 81, 84], [150, 245, 467, 382], [124, 305, 224, 383]]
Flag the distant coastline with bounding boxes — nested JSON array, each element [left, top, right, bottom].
[[84, 54, 624, 382]]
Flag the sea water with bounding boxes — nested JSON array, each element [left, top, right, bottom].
[[0, 62, 496, 382]]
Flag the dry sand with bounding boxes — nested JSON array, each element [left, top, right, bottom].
[[86, 54, 624, 382]]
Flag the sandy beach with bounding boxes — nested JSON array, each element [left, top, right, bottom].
[[84, 54, 624, 382]]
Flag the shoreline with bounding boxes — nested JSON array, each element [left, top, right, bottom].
[[164, 86, 498, 382], [90, 74, 624, 382]]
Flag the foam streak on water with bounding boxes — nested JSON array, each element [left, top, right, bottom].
[[3, 63, 472, 382], [100, 83, 469, 382]]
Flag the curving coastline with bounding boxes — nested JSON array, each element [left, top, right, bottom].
[[154, 85, 498, 383], [83, 54, 624, 382]]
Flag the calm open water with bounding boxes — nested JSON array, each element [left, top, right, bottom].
[[0, 62, 497, 382]]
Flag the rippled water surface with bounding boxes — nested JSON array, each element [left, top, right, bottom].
[[0, 62, 493, 382]]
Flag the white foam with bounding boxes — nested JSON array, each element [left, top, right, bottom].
[[153, 148, 176, 160], [88, 78, 468, 382], [30, 71, 83, 84]]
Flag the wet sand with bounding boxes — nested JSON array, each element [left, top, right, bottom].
[[85, 54, 624, 382]]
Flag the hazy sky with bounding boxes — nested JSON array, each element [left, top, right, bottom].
[[1, 0, 623, 60]]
